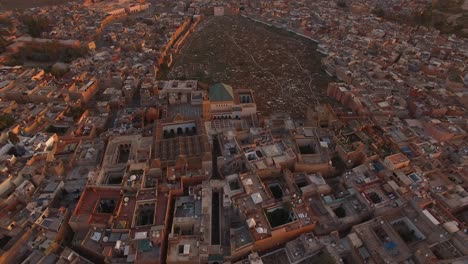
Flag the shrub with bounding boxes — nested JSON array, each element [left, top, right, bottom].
[[19, 15, 50, 38]]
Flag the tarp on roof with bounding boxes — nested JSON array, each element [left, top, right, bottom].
[[135, 231, 148, 240], [243, 178, 253, 185], [246, 218, 256, 228], [348, 232, 363, 248], [422, 209, 440, 225], [137, 239, 151, 252], [384, 241, 397, 250], [443, 221, 459, 233], [251, 193, 263, 204]]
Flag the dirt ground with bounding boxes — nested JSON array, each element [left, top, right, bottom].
[[164, 16, 333, 118], [0, 0, 76, 11], [432, 0, 468, 37]]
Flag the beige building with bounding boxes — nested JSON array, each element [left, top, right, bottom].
[[68, 74, 99, 103]]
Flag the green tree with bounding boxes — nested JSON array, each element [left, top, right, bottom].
[[51, 65, 68, 78], [45, 125, 58, 133], [3, 57, 23, 66], [0, 16, 12, 27], [7, 131, 20, 144], [67, 107, 84, 120], [0, 36, 12, 53], [334, 206, 346, 218], [19, 15, 50, 38], [373, 7, 385, 18], [13, 42, 88, 63], [337, 0, 347, 8], [0, 115, 14, 131]]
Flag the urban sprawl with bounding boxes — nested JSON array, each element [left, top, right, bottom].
[[0, 1, 467, 264]]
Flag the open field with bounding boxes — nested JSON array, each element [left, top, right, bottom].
[[431, 0, 468, 37], [0, 0, 76, 11], [163, 16, 332, 118]]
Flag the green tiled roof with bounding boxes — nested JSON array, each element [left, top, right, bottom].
[[209, 83, 233, 102]]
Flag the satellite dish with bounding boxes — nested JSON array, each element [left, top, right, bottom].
[[124, 197, 129, 202], [130, 175, 136, 181], [103, 236, 109, 242]]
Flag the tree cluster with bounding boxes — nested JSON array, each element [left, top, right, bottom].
[[66, 107, 85, 120], [12, 41, 88, 63], [0, 16, 13, 27], [0, 37, 11, 53], [336, 0, 347, 8], [0, 115, 14, 131], [373, 7, 385, 18], [19, 15, 50, 38]]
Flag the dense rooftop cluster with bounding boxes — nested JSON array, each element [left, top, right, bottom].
[[0, 0, 467, 264]]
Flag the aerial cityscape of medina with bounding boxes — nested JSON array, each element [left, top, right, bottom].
[[0, 0, 467, 263]]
